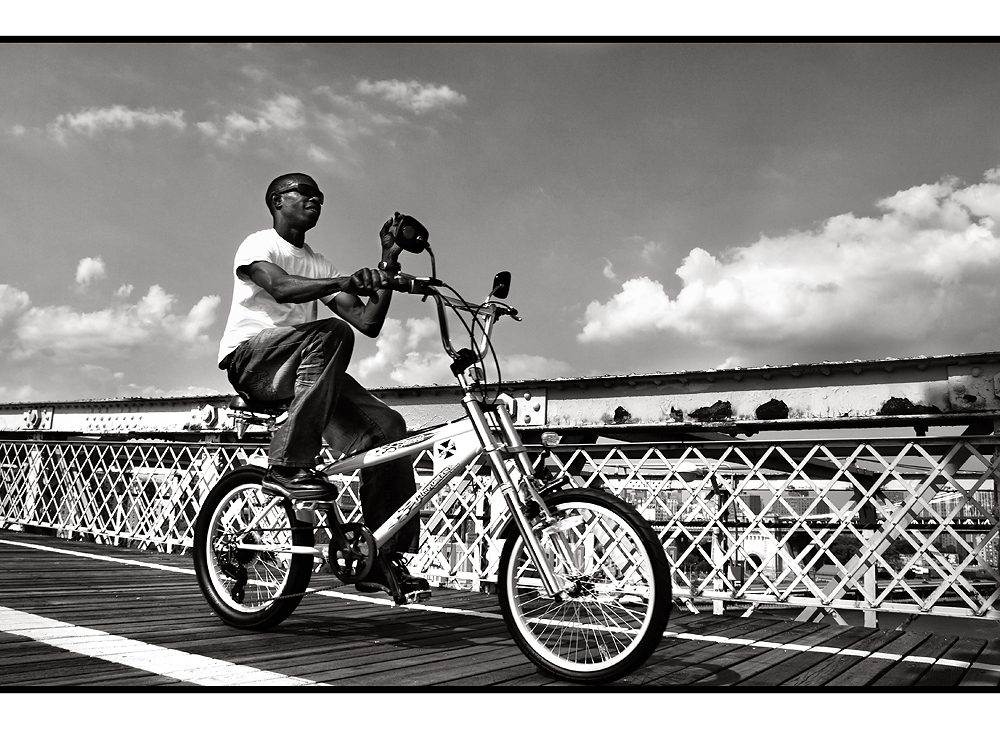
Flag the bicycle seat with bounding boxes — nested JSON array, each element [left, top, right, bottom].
[[228, 393, 291, 416]]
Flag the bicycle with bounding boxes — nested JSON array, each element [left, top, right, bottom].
[[193, 225, 672, 683]]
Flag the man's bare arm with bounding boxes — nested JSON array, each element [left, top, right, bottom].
[[246, 260, 394, 337], [329, 286, 394, 338], [244, 261, 349, 304]]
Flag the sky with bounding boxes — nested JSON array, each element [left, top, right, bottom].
[[3, 41, 1000, 403]]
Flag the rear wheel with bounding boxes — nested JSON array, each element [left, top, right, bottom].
[[193, 467, 315, 630], [498, 489, 672, 683]]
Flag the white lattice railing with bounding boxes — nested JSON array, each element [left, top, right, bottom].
[[1, 435, 998, 626]]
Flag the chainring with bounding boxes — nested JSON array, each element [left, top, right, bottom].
[[328, 522, 375, 583]]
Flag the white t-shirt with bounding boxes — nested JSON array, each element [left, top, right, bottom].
[[218, 228, 343, 365]]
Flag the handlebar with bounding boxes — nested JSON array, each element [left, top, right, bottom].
[[389, 273, 518, 319], [388, 272, 519, 380]]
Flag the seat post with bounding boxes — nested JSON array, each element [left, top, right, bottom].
[[228, 393, 290, 439]]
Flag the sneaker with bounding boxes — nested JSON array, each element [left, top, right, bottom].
[[356, 552, 430, 604], [261, 466, 337, 500]]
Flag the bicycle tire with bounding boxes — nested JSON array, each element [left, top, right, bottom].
[[193, 466, 315, 630], [497, 488, 672, 683]]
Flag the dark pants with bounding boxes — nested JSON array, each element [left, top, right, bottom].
[[225, 318, 418, 552]]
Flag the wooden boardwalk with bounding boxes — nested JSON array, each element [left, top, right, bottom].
[[1, 531, 998, 688]]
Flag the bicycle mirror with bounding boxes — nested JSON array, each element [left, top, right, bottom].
[[491, 271, 511, 299]]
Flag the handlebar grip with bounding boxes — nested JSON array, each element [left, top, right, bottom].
[[391, 274, 442, 294]]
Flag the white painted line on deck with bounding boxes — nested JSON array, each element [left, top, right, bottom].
[[312, 589, 504, 621], [749, 641, 783, 649], [805, 646, 842, 654], [935, 658, 971, 669], [0, 537, 195, 575], [970, 661, 1000, 673], [838, 648, 871, 657], [5, 536, 1000, 677], [0, 605, 326, 687]]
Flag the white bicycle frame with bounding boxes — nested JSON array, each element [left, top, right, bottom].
[[253, 276, 568, 598]]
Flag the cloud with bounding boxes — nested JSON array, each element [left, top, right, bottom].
[[641, 240, 664, 265], [197, 94, 306, 146], [48, 105, 186, 144], [580, 169, 1000, 365], [29, 78, 463, 165], [11, 285, 220, 361], [357, 317, 453, 386], [196, 91, 374, 167], [75, 256, 106, 288], [0, 284, 31, 326], [602, 259, 617, 281], [241, 65, 269, 83], [0, 268, 224, 401], [356, 317, 572, 387], [355, 79, 467, 114], [500, 354, 573, 381], [0, 383, 39, 402]]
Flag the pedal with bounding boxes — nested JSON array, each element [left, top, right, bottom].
[[402, 589, 433, 605]]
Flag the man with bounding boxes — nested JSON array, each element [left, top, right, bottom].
[[217, 172, 426, 599]]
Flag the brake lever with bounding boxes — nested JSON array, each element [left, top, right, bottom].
[[496, 304, 521, 321]]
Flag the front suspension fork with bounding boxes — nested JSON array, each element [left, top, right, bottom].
[[470, 396, 574, 597]]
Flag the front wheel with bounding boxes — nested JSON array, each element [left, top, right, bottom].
[[498, 489, 672, 684], [193, 466, 315, 630]]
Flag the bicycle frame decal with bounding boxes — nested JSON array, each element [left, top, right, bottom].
[[370, 432, 435, 456], [372, 428, 483, 548], [321, 418, 476, 475]]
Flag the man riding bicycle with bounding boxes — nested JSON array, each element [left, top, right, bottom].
[[217, 172, 427, 598]]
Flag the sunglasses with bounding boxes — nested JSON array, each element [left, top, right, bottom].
[[273, 183, 324, 204]]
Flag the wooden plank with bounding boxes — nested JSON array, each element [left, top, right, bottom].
[[914, 636, 988, 688], [615, 617, 789, 686], [437, 657, 543, 686], [957, 638, 1000, 687], [648, 620, 811, 685], [871, 634, 958, 687], [311, 644, 512, 685], [248, 624, 515, 682], [824, 630, 931, 687], [769, 627, 890, 687], [1, 652, 189, 687], [491, 671, 560, 687], [379, 646, 534, 687], [687, 620, 837, 687], [736, 624, 861, 687]]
